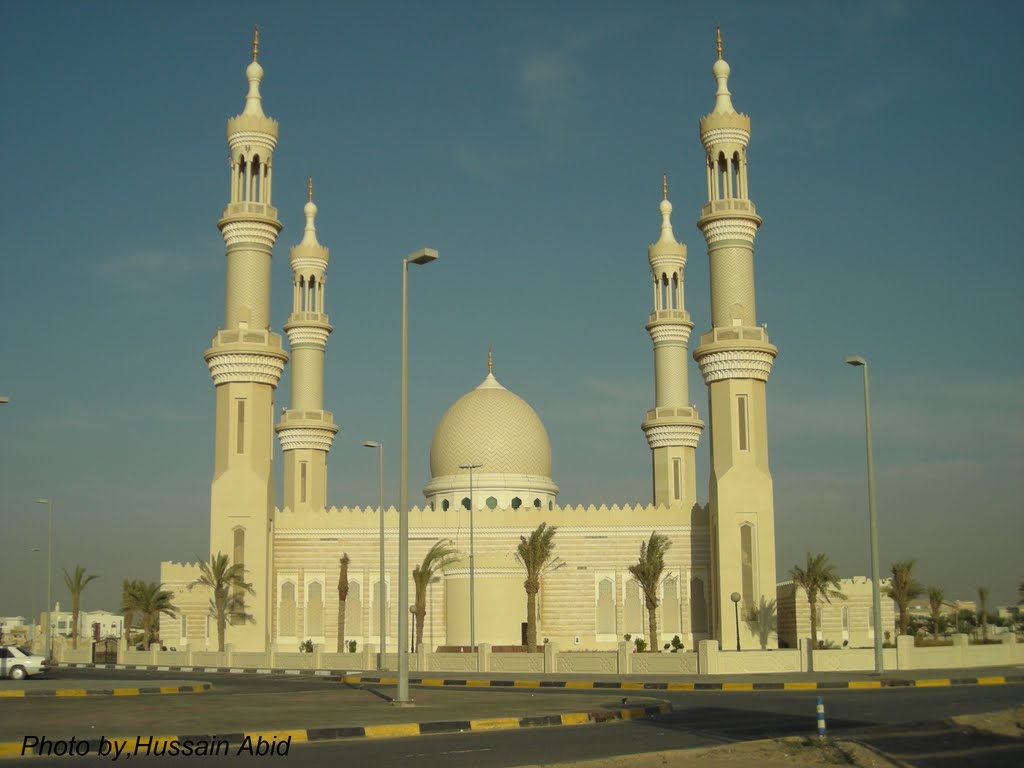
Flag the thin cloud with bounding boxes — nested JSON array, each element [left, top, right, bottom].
[[92, 249, 216, 292]]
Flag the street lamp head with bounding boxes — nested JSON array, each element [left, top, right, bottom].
[[362, 441, 381, 449], [730, 592, 741, 604], [845, 355, 867, 367], [0, 396, 10, 404], [406, 247, 439, 266], [34, 499, 49, 505]]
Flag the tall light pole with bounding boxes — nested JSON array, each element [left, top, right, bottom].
[[362, 440, 386, 669], [398, 247, 438, 705], [459, 462, 482, 650], [846, 355, 884, 674], [34, 499, 53, 661]]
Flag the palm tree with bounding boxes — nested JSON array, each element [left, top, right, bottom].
[[61, 565, 100, 650], [412, 540, 459, 651], [789, 552, 845, 653], [884, 559, 924, 636], [133, 581, 177, 647], [187, 552, 254, 652], [978, 586, 991, 642], [121, 578, 145, 647], [628, 532, 672, 650], [927, 586, 945, 641], [515, 523, 558, 651], [746, 596, 778, 650], [337, 554, 350, 653]]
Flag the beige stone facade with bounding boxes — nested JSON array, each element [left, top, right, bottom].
[[777, 577, 896, 650], [160, 33, 782, 655]]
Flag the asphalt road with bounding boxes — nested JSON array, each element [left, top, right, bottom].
[[9, 668, 1023, 767]]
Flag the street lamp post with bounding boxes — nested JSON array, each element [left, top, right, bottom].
[[730, 592, 741, 651], [34, 499, 53, 661], [459, 463, 482, 650], [398, 247, 438, 705], [846, 355, 884, 674], [362, 441, 386, 669]]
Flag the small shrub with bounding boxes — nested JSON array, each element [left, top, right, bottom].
[[299, 639, 314, 653], [623, 633, 631, 642], [347, 640, 357, 653], [633, 637, 647, 653], [670, 635, 684, 652]]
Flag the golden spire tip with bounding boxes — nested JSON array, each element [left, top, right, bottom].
[[487, 345, 493, 374], [716, 24, 723, 60], [662, 170, 668, 201], [253, 24, 260, 62], [308, 176, 313, 203]]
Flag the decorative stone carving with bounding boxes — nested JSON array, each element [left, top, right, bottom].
[[642, 422, 704, 449], [284, 324, 331, 348], [227, 130, 278, 152], [221, 220, 281, 248], [695, 348, 775, 383], [700, 126, 750, 150], [647, 322, 693, 346], [699, 217, 759, 246], [276, 425, 338, 452], [206, 351, 287, 386]]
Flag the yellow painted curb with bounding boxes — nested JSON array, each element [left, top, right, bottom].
[[364, 723, 421, 739], [378, 677, 398, 685], [470, 717, 520, 731], [565, 681, 594, 689], [112, 688, 140, 696], [978, 676, 1005, 685], [192, 684, 206, 693], [0, 744, 24, 758], [54, 689, 88, 697], [560, 712, 590, 725], [667, 682, 695, 690], [620, 707, 648, 720], [420, 678, 445, 686], [342, 675, 361, 684], [848, 681, 881, 689], [914, 679, 950, 687], [621, 682, 645, 690], [0, 691, 25, 698], [722, 682, 753, 691], [244, 730, 307, 744], [783, 682, 817, 690], [466, 679, 490, 687], [513, 680, 540, 688]]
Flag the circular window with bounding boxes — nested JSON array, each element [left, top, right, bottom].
[[511, 497, 522, 510], [486, 496, 497, 510], [533, 498, 541, 508], [442, 499, 450, 512]]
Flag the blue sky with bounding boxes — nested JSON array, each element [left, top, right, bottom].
[[1, 1, 1021, 619]]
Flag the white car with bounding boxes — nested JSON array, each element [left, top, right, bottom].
[[0, 645, 49, 680]]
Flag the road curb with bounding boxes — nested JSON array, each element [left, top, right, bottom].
[[50, 662, 1024, 691], [337, 673, 1022, 691], [0, 701, 671, 758], [0, 683, 211, 699]]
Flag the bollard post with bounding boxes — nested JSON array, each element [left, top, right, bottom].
[[816, 695, 826, 739]]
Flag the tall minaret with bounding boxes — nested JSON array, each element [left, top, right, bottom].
[[276, 178, 338, 513], [642, 174, 704, 509], [692, 28, 778, 647], [203, 27, 287, 651]]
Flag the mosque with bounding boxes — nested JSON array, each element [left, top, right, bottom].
[[160, 28, 779, 654]]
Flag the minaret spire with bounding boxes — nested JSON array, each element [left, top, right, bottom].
[[204, 31, 287, 652], [716, 24, 722, 60], [277, 180, 338, 514], [693, 39, 778, 649], [252, 24, 260, 62], [487, 345, 493, 374], [642, 173, 703, 508]]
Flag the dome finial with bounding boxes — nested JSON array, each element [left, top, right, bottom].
[[253, 23, 260, 62], [716, 24, 723, 60], [488, 345, 493, 374], [658, 172, 675, 244], [662, 170, 668, 201], [308, 175, 313, 203]]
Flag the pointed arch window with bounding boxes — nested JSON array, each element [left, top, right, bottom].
[[596, 578, 615, 636]]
